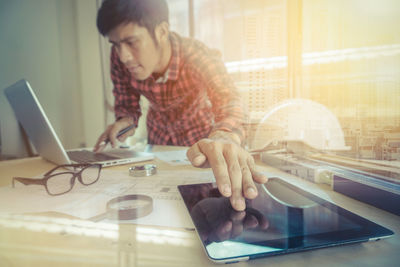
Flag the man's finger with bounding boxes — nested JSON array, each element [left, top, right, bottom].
[[223, 145, 245, 211], [108, 126, 122, 148], [247, 157, 268, 184], [187, 142, 207, 167], [93, 133, 108, 152], [94, 142, 106, 153], [239, 157, 258, 199], [198, 141, 232, 197], [93, 141, 102, 153]]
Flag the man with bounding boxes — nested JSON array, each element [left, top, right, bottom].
[[94, 0, 267, 211]]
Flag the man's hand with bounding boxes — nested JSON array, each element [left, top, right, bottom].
[[93, 117, 136, 152], [186, 131, 268, 211]]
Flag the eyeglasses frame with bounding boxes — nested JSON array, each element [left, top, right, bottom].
[[12, 163, 102, 196]]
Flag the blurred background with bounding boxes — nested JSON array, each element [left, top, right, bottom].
[[1, 0, 399, 162]]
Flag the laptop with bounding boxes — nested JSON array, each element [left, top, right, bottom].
[[4, 79, 154, 166], [178, 178, 394, 264]]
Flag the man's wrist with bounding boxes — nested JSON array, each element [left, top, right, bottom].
[[208, 130, 241, 146]]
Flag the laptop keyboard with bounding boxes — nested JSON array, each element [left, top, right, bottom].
[[67, 150, 119, 163]]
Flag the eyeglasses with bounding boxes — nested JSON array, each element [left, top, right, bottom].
[[12, 163, 102, 196]]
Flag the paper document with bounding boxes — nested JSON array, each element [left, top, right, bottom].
[[154, 149, 191, 166], [0, 169, 215, 228]]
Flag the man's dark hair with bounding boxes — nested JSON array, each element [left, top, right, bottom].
[[97, 0, 169, 40]]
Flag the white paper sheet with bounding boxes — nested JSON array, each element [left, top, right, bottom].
[[0, 169, 215, 229], [154, 149, 191, 166]]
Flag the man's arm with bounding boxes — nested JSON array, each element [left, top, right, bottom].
[[94, 48, 141, 152], [186, 47, 267, 211]]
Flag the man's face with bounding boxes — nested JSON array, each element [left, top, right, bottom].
[[108, 22, 162, 80]]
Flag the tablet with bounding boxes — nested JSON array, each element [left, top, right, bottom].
[[178, 178, 394, 264]]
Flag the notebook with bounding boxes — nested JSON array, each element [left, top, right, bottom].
[[4, 79, 154, 166], [178, 178, 393, 264]]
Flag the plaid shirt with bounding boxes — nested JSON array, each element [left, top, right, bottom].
[[110, 32, 246, 146]]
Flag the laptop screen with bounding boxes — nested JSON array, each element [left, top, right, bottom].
[[4, 79, 71, 165]]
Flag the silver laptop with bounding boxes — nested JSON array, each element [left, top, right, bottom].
[[4, 79, 154, 166]]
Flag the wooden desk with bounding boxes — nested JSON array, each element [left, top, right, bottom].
[[0, 146, 399, 266]]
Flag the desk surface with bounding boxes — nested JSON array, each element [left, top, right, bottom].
[[0, 146, 399, 267]]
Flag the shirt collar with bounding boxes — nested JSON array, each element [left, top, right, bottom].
[[155, 32, 180, 83]]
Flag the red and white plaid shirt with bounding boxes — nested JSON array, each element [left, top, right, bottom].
[[110, 32, 246, 146]]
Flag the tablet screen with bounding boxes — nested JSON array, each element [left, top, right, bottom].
[[178, 178, 393, 263]]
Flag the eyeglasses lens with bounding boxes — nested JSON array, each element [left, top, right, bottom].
[[47, 173, 75, 195], [80, 165, 101, 185]]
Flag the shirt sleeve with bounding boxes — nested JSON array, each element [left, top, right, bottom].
[[188, 44, 248, 142], [110, 47, 142, 126]]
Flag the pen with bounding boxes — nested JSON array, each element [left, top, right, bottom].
[[104, 124, 135, 145]]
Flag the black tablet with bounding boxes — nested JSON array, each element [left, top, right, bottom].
[[178, 178, 394, 264]]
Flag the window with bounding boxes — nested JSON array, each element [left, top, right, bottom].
[[192, 0, 400, 163], [193, 0, 289, 146], [302, 0, 400, 161], [168, 0, 190, 36]]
